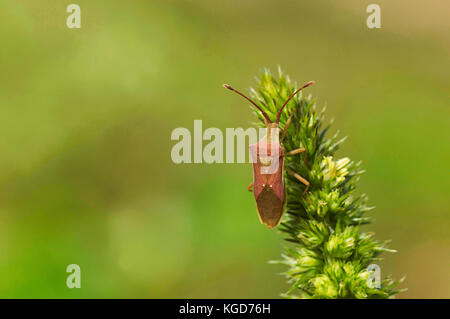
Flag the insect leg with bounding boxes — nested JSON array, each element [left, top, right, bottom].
[[284, 147, 312, 168], [285, 147, 306, 156], [280, 111, 311, 167], [286, 168, 310, 195], [281, 111, 295, 142], [247, 182, 254, 192]]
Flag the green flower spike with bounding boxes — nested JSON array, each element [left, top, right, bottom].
[[250, 68, 405, 299]]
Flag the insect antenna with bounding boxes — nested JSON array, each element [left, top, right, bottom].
[[223, 84, 272, 124], [276, 81, 315, 124]]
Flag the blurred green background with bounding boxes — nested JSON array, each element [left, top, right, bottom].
[[0, 0, 448, 298]]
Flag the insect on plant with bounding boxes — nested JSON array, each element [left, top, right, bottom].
[[223, 81, 315, 229]]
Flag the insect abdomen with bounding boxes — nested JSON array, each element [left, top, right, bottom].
[[256, 186, 283, 228]]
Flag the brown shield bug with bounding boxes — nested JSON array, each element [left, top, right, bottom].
[[223, 81, 314, 228]]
